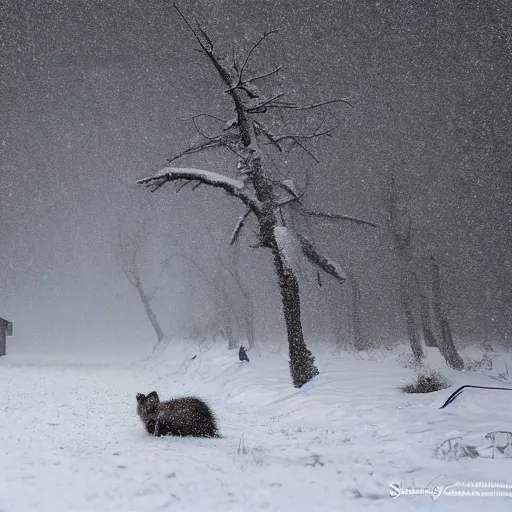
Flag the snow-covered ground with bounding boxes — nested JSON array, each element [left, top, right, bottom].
[[1, 341, 512, 511]]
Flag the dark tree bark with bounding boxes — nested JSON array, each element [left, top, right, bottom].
[[431, 256, 465, 370], [386, 175, 424, 362], [135, 277, 165, 345], [414, 272, 438, 348], [272, 247, 319, 387], [400, 271, 424, 361]]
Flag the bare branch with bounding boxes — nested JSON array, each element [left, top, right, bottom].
[[191, 115, 219, 140], [196, 21, 214, 51], [226, 65, 283, 93], [175, 180, 194, 193], [254, 119, 323, 162], [266, 98, 353, 110], [289, 139, 320, 163], [122, 265, 139, 289], [167, 139, 224, 163], [174, 4, 212, 54], [248, 64, 283, 83], [253, 121, 284, 152], [296, 233, 347, 282], [278, 179, 300, 200], [138, 167, 261, 216], [232, 46, 239, 74], [230, 209, 252, 245], [162, 251, 227, 297], [299, 206, 378, 228], [246, 93, 285, 113], [271, 123, 339, 143], [239, 30, 279, 80]]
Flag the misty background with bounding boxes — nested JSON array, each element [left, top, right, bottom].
[[1, 0, 510, 358]]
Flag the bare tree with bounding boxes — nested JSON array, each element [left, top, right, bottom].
[[136, 5, 376, 387], [199, 216, 257, 351], [413, 271, 438, 348], [386, 174, 424, 362], [161, 249, 238, 348], [430, 256, 465, 370], [386, 174, 464, 369], [117, 222, 166, 354]]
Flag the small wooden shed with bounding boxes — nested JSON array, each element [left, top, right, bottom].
[[0, 317, 13, 356]]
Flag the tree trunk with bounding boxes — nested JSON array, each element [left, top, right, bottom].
[[396, 245, 424, 362], [431, 257, 465, 370], [414, 272, 438, 348], [401, 284, 424, 361], [351, 278, 367, 351], [272, 247, 319, 388], [136, 281, 165, 344], [386, 175, 424, 361]]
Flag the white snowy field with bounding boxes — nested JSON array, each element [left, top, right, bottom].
[[1, 341, 512, 512]]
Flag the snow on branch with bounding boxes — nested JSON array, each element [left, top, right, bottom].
[[296, 233, 347, 282], [139, 166, 244, 189], [137, 167, 261, 214], [274, 227, 347, 283], [274, 226, 302, 273]]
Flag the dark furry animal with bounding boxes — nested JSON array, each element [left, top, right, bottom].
[[239, 346, 249, 362], [136, 391, 219, 438]]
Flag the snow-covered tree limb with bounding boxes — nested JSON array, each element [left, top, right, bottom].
[[274, 227, 347, 282], [138, 167, 261, 215], [296, 233, 347, 282]]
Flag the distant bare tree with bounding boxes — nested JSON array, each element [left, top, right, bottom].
[[136, 5, 376, 387], [386, 174, 424, 362], [430, 256, 465, 370], [117, 222, 166, 354], [385, 174, 464, 369], [413, 271, 438, 348]]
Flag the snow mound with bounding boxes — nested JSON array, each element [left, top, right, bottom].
[[1, 342, 512, 511]]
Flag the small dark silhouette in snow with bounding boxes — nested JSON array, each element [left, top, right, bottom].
[[136, 391, 219, 437], [239, 346, 249, 362]]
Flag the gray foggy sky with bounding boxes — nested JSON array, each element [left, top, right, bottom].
[[1, 0, 510, 355]]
